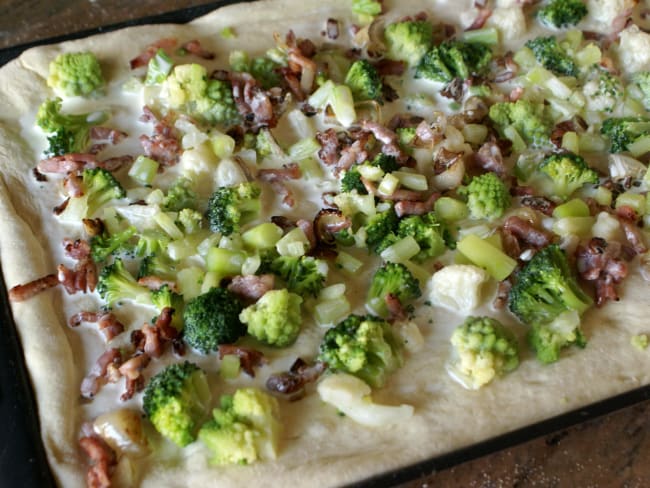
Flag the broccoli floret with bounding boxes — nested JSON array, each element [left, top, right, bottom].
[[582, 66, 623, 114], [206, 182, 262, 236], [318, 314, 403, 388], [364, 205, 399, 253], [488, 99, 552, 147], [416, 41, 492, 83], [73, 168, 126, 219], [138, 253, 177, 281], [632, 72, 650, 110], [508, 244, 592, 362], [525, 36, 578, 76], [162, 177, 198, 212], [537, 152, 599, 200], [177, 208, 204, 234], [142, 361, 211, 447], [449, 316, 520, 389], [150, 284, 185, 331], [250, 57, 283, 90], [384, 20, 434, 67], [601, 117, 650, 153], [90, 225, 137, 263], [458, 172, 511, 221], [97, 258, 152, 306], [36, 98, 108, 156], [134, 230, 172, 257], [537, 0, 588, 28], [198, 388, 281, 465], [47, 51, 104, 97], [344, 60, 382, 102], [183, 287, 246, 353], [267, 255, 326, 297], [397, 212, 449, 262], [370, 153, 400, 173], [239, 289, 303, 347], [366, 262, 421, 318], [163, 64, 240, 127], [340, 165, 367, 194]]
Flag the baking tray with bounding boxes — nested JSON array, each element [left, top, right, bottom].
[[2, 3, 650, 487]]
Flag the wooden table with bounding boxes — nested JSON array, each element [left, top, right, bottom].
[[2, 1, 650, 486]]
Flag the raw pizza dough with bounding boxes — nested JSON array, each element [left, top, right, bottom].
[[1, 0, 650, 487]]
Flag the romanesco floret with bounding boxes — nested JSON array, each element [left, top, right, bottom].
[[525, 36, 578, 76], [383, 20, 434, 67], [449, 316, 520, 389], [508, 243, 592, 362], [537, 152, 599, 200], [198, 388, 281, 465], [36, 97, 109, 156], [344, 59, 382, 102], [537, 0, 588, 28], [458, 172, 511, 221], [488, 99, 552, 147], [416, 40, 492, 84], [366, 262, 421, 318], [97, 257, 152, 306], [206, 182, 261, 236], [47, 51, 104, 97], [183, 287, 246, 353], [164, 63, 241, 127], [142, 361, 211, 446], [318, 314, 403, 388], [239, 289, 303, 347], [600, 117, 650, 153]]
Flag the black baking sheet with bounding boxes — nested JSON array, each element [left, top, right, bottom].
[[2, 3, 650, 487]]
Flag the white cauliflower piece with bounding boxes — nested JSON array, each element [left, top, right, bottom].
[[429, 264, 490, 313], [592, 211, 623, 242], [618, 26, 650, 75], [495, 0, 519, 7], [487, 7, 526, 42], [586, 0, 635, 32], [317, 373, 414, 428]]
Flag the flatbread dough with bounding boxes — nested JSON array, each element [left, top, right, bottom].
[[1, 1, 650, 487]]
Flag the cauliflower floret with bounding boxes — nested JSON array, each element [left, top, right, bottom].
[[487, 7, 527, 42], [317, 373, 414, 427], [495, 0, 520, 7], [429, 264, 490, 313], [586, 0, 635, 32], [592, 211, 623, 242], [618, 26, 650, 75]]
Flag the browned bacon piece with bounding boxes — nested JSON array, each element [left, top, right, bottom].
[[139, 106, 181, 167], [64, 173, 84, 197], [79, 434, 116, 488], [360, 120, 407, 164], [576, 237, 628, 306], [503, 216, 553, 249], [230, 72, 278, 130], [394, 193, 440, 217], [81, 348, 123, 399], [316, 128, 341, 165], [313, 208, 351, 246], [258, 163, 302, 207], [325, 18, 340, 39], [69, 311, 125, 341], [466, 5, 492, 30], [227, 274, 275, 303], [474, 141, 507, 177], [119, 353, 151, 401], [182, 39, 215, 59], [520, 196, 556, 216], [385, 293, 407, 321], [218, 345, 267, 377], [90, 127, 128, 144], [129, 37, 177, 69], [8, 274, 59, 302], [266, 358, 327, 398], [374, 59, 406, 77]]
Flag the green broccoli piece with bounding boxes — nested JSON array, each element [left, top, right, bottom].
[[488, 99, 552, 147], [60, 167, 126, 221], [318, 314, 403, 388], [97, 258, 152, 306], [142, 361, 211, 447], [164, 64, 240, 127], [150, 284, 185, 331], [162, 177, 198, 212], [458, 172, 511, 221], [416, 41, 492, 83], [364, 205, 399, 253], [370, 153, 400, 173], [267, 255, 326, 297], [525, 36, 578, 76], [366, 262, 421, 318], [138, 252, 177, 281], [384, 20, 434, 67], [134, 229, 172, 257], [344, 60, 382, 102], [36, 98, 108, 156], [340, 165, 367, 194], [177, 208, 204, 234], [198, 388, 281, 465], [600, 117, 650, 153], [47, 51, 104, 97], [537, 152, 599, 200], [632, 72, 650, 110], [508, 244, 592, 362], [537, 0, 588, 28], [396, 212, 450, 262], [582, 66, 623, 114], [351, 0, 382, 23], [250, 57, 283, 90], [239, 289, 303, 347], [206, 182, 261, 236], [183, 287, 246, 353], [90, 225, 137, 263], [449, 316, 520, 389]]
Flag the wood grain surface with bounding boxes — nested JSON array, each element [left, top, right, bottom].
[[1, 1, 650, 486]]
